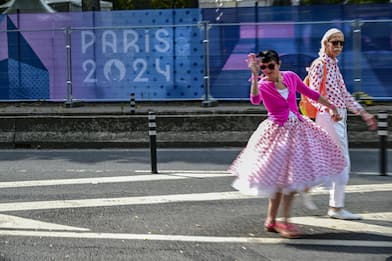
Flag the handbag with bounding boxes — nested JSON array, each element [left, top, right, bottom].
[[299, 59, 327, 119]]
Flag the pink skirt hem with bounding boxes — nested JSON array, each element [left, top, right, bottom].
[[228, 117, 346, 198]]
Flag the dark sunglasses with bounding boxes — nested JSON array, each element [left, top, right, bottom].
[[329, 40, 344, 47], [260, 64, 275, 70]]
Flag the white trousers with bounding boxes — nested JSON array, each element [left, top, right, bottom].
[[316, 109, 350, 208]]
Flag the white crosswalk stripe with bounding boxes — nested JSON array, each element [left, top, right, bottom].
[[0, 170, 390, 247], [0, 214, 89, 231], [0, 229, 390, 248], [289, 212, 392, 236], [0, 183, 390, 212], [0, 172, 233, 188]]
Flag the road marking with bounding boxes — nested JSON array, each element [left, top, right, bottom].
[[0, 183, 390, 212], [351, 171, 392, 176], [1, 213, 389, 238], [1, 169, 390, 189], [360, 212, 392, 222], [0, 214, 89, 231], [135, 170, 229, 173], [0, 192, 250, 212], [314, 183, 392, 194], [0, 229, 390, 247], [138, 169, 391, 175], [0, 172, 233, 189], [290, 212, 392, 237]]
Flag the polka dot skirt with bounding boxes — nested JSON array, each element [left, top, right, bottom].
[[228, 117, 347, 197]]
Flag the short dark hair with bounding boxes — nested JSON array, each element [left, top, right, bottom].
[[257, 50, 280, 64]]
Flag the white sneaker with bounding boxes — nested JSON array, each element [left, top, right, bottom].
[[327, 209, 362, 220], [301, 193, 318, 210]]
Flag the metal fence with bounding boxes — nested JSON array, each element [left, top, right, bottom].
[[207, 19, 392, 101], [0, 7, 391, 103]]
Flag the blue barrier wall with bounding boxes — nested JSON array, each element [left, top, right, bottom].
[[0, 9, 204, 101], [71, 9, 204, 101], [203, 4, 392, 100], [0, 4, 391, 101]]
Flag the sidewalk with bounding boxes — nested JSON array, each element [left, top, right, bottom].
[[0, 100, 391, 115], [0, 101, 390, 149], [0, 101, 265, 115], [0, 100, 390, 115]]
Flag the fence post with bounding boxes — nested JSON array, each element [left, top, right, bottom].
[[377, 111, 388, 176], [148, 112, 158, 174], [130, 93, 136, 114], [201, 21, 217, 107], [64, 26, 73, 107], [64, 26, 83, 108], [352, 19, 362, 94]]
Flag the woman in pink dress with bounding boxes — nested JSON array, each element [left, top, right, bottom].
[[228, 50, 346, 239]]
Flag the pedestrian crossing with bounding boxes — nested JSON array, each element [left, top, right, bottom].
[[0, 229, 390, 248], [0, 169, 391, 247], [0, 183, 391, 212], [0, 171, 232, 189]]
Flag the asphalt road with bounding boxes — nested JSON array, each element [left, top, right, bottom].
[[0, 148, 391, 261]]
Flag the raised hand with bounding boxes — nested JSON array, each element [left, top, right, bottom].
[[247, 53, 260, 76]]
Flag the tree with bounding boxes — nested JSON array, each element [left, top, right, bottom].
[[82, 0, 101, 11], [112, 0, 198, 10], [300, 0, 389, 4], [152, 0, 198, 8]]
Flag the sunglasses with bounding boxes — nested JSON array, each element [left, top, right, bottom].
[[260, 64, 276, 70], [329, 40, 344, 47]]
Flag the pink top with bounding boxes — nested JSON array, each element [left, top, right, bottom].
[[308, 53, 363, 114], [251, 71, 320, 126]]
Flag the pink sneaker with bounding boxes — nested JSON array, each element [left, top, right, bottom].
[[264, 220, 277, 232], [274, 222, 302, 239]]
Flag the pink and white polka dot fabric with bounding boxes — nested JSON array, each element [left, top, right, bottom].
[[309, 54, 363, 114], [229, 117, 346, 197]]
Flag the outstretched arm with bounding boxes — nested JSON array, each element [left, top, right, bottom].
[[295, 72, 341, 122], [337, 73, 377, 130], [317, 95, 342, 122]]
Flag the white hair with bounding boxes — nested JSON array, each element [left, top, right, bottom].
[[319, 28, 343, 56]]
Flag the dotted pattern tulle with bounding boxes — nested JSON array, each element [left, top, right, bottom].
[[228, 117, 347, 197]]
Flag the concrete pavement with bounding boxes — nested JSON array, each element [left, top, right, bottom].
[[0, 148, 390, 260]]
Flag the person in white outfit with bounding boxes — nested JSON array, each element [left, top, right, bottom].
[[307, 28, 377, 220]]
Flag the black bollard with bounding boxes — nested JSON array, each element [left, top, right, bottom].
[[148, 112, 158, 174], [377, 111, 388, 176], [130, 93, 136, 114]]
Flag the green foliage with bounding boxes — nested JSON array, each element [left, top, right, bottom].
[[112, 0, 389, 10], [300, 0, 389, 4], [152, 0, 199, 8], [151, 0, 174, 8], [112, 0, 136, 10], [113, 0, 198, 10]]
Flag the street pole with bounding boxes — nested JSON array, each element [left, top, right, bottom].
[[377, 111, 388, 176], [130, 93, 136, 114], [148, 112, 158, 174]]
